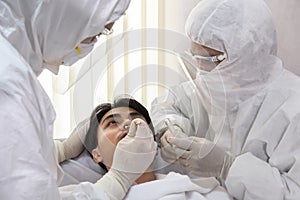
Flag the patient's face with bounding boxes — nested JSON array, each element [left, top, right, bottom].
[[92, 107, 147, 168]]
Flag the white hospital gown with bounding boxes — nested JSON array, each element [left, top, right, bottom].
[[125, 172, 232, 200]]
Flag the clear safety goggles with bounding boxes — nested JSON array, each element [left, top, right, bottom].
[[184, 50, 227, 63], [100, 27, 114, 36], [81, 25, 114, 45]]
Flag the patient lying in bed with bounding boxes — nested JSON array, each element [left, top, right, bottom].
[[59, 97, 232, 200]]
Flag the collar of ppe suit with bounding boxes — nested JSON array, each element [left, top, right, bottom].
[[0, 0, 130, 76]]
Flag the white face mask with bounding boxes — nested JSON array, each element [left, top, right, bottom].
[[42, 57, 64, 75], [62, 39, 97, 66], [42, 38, 97, 74]]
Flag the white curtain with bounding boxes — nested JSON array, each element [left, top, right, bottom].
[[39, 0, 192, 139]]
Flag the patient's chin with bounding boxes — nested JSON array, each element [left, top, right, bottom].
[[99, 144, 115, 170]]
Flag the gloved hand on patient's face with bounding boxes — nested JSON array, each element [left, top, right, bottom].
[[161, 130, 234, 180], [95, 119, 157, 200], [111, 118, 157, 174], [54, 118, 89, 163]]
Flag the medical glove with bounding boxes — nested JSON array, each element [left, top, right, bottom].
[[168, 136, 234, 180], [95, 119, 157, 200], [160, 123, 188, 164], [54, 118, 89, 163]]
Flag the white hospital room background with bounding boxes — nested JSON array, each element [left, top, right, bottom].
[[37, 0, 300, 139]]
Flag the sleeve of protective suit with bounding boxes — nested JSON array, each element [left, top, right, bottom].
[[225, 114, 300, 200], [54, 118, 89, 163], [151, 82, 198, 140]]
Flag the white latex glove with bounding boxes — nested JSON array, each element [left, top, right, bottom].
[[95, 118, 157, 200], [54, 118, 89, 163], [160, 125, 188, 163], [168, 136, 234, 180]]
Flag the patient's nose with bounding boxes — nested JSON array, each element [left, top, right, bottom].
[[121, 119, 131, 131]]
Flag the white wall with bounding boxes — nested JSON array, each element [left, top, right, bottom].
[[264, 0, 300, 75]]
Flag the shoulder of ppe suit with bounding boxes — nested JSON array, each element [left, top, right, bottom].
[[0, 51, 47, 104], [264, 89, 300, 119], [0, 38, 55, 123], [278, 70, 300, 91], [0, 37, 37, 88], [0, 66, 47, 109], [261, 69, 300, 93]]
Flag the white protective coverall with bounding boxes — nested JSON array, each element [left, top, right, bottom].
[[151, 0, 300, 199], [0, 0, 135, 199]]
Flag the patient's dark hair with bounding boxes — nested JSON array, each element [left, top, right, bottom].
[[84, 97, 155, 156]]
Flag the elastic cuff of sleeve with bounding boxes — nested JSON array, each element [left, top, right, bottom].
[[54, 140, 66, 163], [95, 171, 130, 200]]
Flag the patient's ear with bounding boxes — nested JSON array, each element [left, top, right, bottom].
[[92, 148, 103, 163]]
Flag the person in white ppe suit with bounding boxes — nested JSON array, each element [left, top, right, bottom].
[[0, 0, 157, 199], [151, 0, 300, 199]]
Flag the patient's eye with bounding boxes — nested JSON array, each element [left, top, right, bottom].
[[106, 119, 122, 128], [108, 120, 118, 126], [102, 120, 118, 129]]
